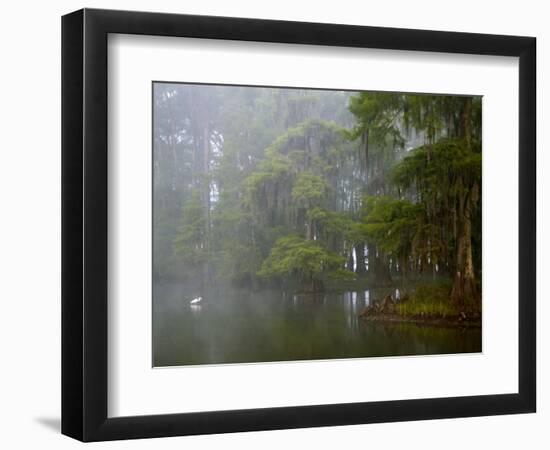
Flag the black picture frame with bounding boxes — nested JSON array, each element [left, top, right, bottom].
[[62, 8, 536, 442]]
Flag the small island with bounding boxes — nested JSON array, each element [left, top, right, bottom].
[[357, 285, 481, 328]]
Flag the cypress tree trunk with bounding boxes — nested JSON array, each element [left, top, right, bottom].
[[450, 97, 478, 306], [450, 181, 478, 305], [355, 241, 367, 275], [369, 246, 392, 285], [347, 247, 355, 272]]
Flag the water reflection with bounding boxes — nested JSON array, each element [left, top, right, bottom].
[[153, 283, 481, 367]]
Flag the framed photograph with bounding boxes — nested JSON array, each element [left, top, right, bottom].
[[62, 8, 536, 441]]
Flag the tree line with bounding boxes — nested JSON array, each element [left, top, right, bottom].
[[153, 84, 481, 305]]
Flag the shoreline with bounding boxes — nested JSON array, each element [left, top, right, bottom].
[[359, 312, 481, 328]]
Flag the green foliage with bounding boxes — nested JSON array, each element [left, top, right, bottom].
[[390, 138, 481, 268], [348, 92, 405, 145], [291, 172, 328, 207], [396, 282, 457, 317], [240, 117, 361, 276], [307, 207, 354, 238], [268, 119, 344, 152], [360, 196, 421, 257], [243, 149, 292, 205], [392, 139, 481, 193], [258, 235, 350, 283]]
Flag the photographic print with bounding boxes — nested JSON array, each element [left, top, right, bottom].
[[152, 83, 482, 367]]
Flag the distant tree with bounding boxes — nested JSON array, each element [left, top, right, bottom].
[[258, 235, 352, 292]]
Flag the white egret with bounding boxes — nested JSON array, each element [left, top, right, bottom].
[[190, 296, 202, 305]]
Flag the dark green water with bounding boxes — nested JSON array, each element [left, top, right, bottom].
[[153, 283, 481, 367]]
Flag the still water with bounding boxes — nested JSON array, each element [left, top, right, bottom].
[[153, 283, 481, 367]]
